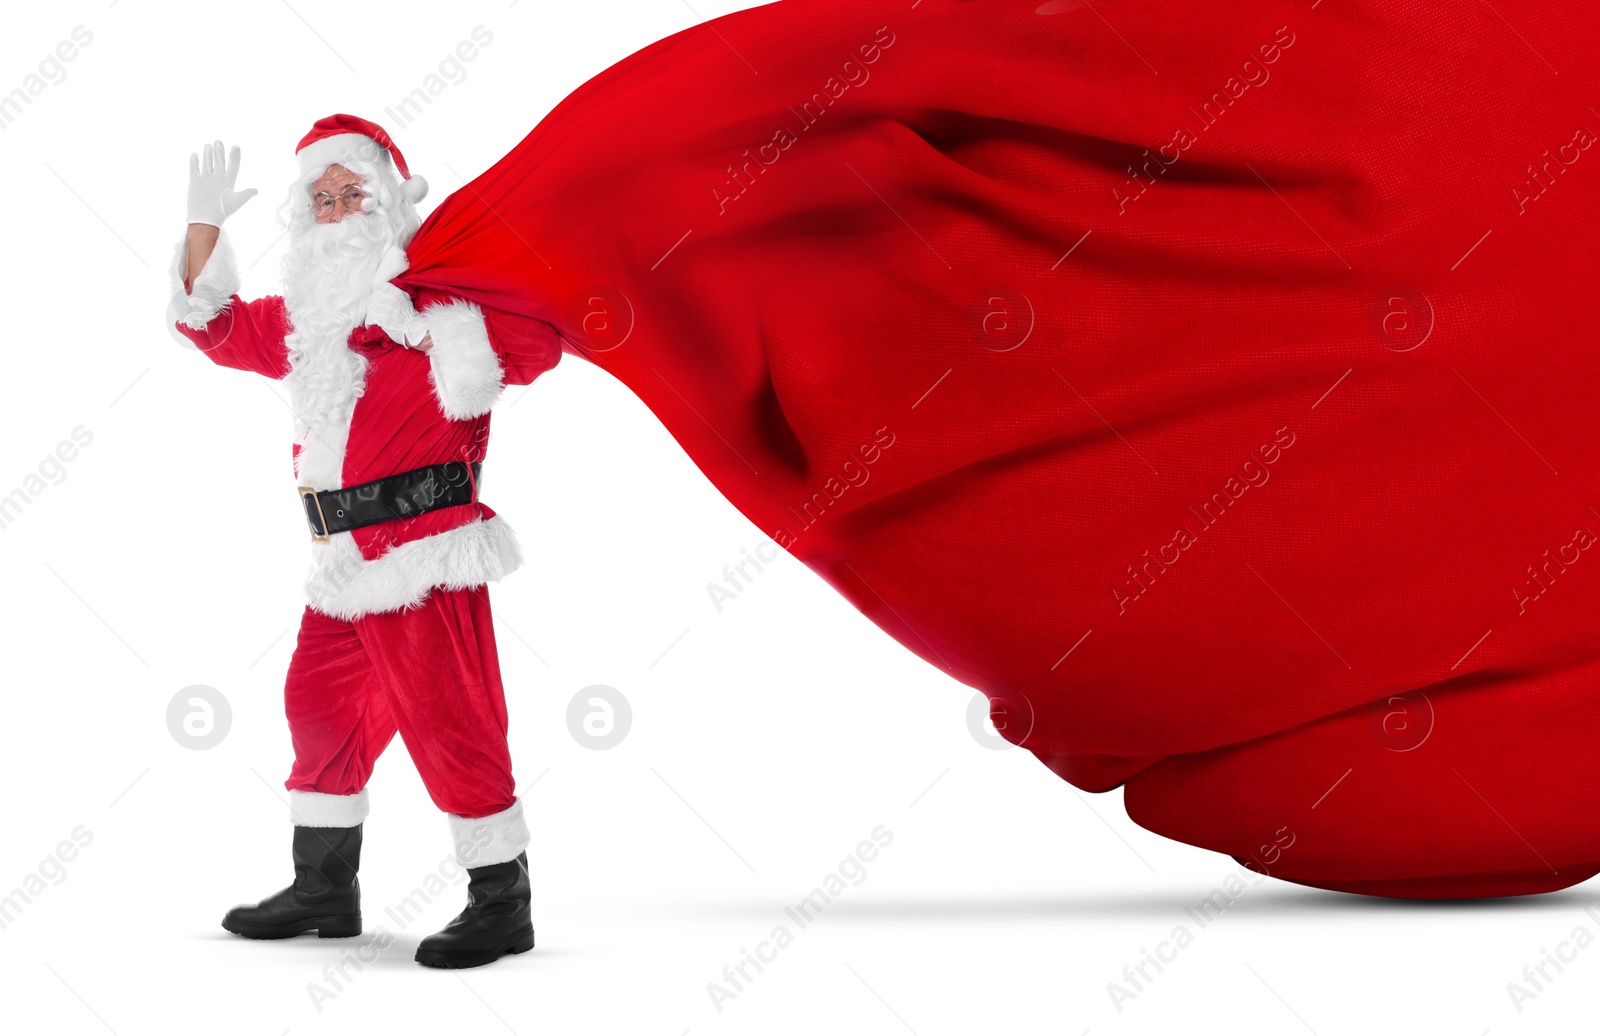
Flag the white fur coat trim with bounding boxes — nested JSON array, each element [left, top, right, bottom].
[[166, 230, 241, 336], [448, 798, 530, 867], [305, 515, 523, 621], [288, 788, 370, 828], [424, 300, 505, 421]]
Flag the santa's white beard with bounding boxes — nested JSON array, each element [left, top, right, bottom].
[[281, 210, 408, 490], [284, 211, 399, 338]]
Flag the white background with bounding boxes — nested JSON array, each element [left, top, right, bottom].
[[0, 2, 1592, 1034]]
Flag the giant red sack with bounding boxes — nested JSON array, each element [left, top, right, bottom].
[[396, 0, 1600, 898]]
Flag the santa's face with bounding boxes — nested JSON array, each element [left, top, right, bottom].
[[282, 163, 404, 348], [311, 164, 369, 224], [278, 157, 419, 347]]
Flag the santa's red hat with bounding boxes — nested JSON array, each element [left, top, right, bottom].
[[296, 113, 428, 204]]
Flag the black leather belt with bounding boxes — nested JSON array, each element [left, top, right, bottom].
[[299, 461, 481, 542]]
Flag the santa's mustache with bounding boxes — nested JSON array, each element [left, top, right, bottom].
[[282, 204, 406, 333], [288, 210, 395, 273]]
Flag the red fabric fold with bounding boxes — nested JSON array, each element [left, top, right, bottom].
[[394, 0, 1600, 897]]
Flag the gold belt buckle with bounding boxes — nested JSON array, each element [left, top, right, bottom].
[[298, 486, 331, 544]]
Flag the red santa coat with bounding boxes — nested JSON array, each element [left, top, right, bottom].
[[168, 231, 560, 619]]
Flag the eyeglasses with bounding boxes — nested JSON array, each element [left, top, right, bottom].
[[312, 185, 368, 213]]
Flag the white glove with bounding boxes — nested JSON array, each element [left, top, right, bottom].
[[187, 140, 257, 227], [365, 282, 428, 347]]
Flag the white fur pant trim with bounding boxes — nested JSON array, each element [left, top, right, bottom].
[[288, 788, 370, 828], [305, 515, 523, 622], [448, 799, 530, 867]]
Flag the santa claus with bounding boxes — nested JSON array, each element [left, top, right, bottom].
[[167, 115, 560, 968]]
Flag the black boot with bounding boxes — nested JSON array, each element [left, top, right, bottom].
[[221, 825, 363, 939], [415, 852, 534, 968]]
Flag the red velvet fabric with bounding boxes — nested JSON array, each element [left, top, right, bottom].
[[283, 585, 516, 819], [393, 0, 1600, 896]]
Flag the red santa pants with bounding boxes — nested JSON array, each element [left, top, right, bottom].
[[282, 584, 516, 821]]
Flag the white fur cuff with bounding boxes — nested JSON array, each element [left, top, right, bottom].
[[166, 230, 241, 335], [449, 799, 530, 867], [289, 788, 370, 828], [424, 300, 505, 420]]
